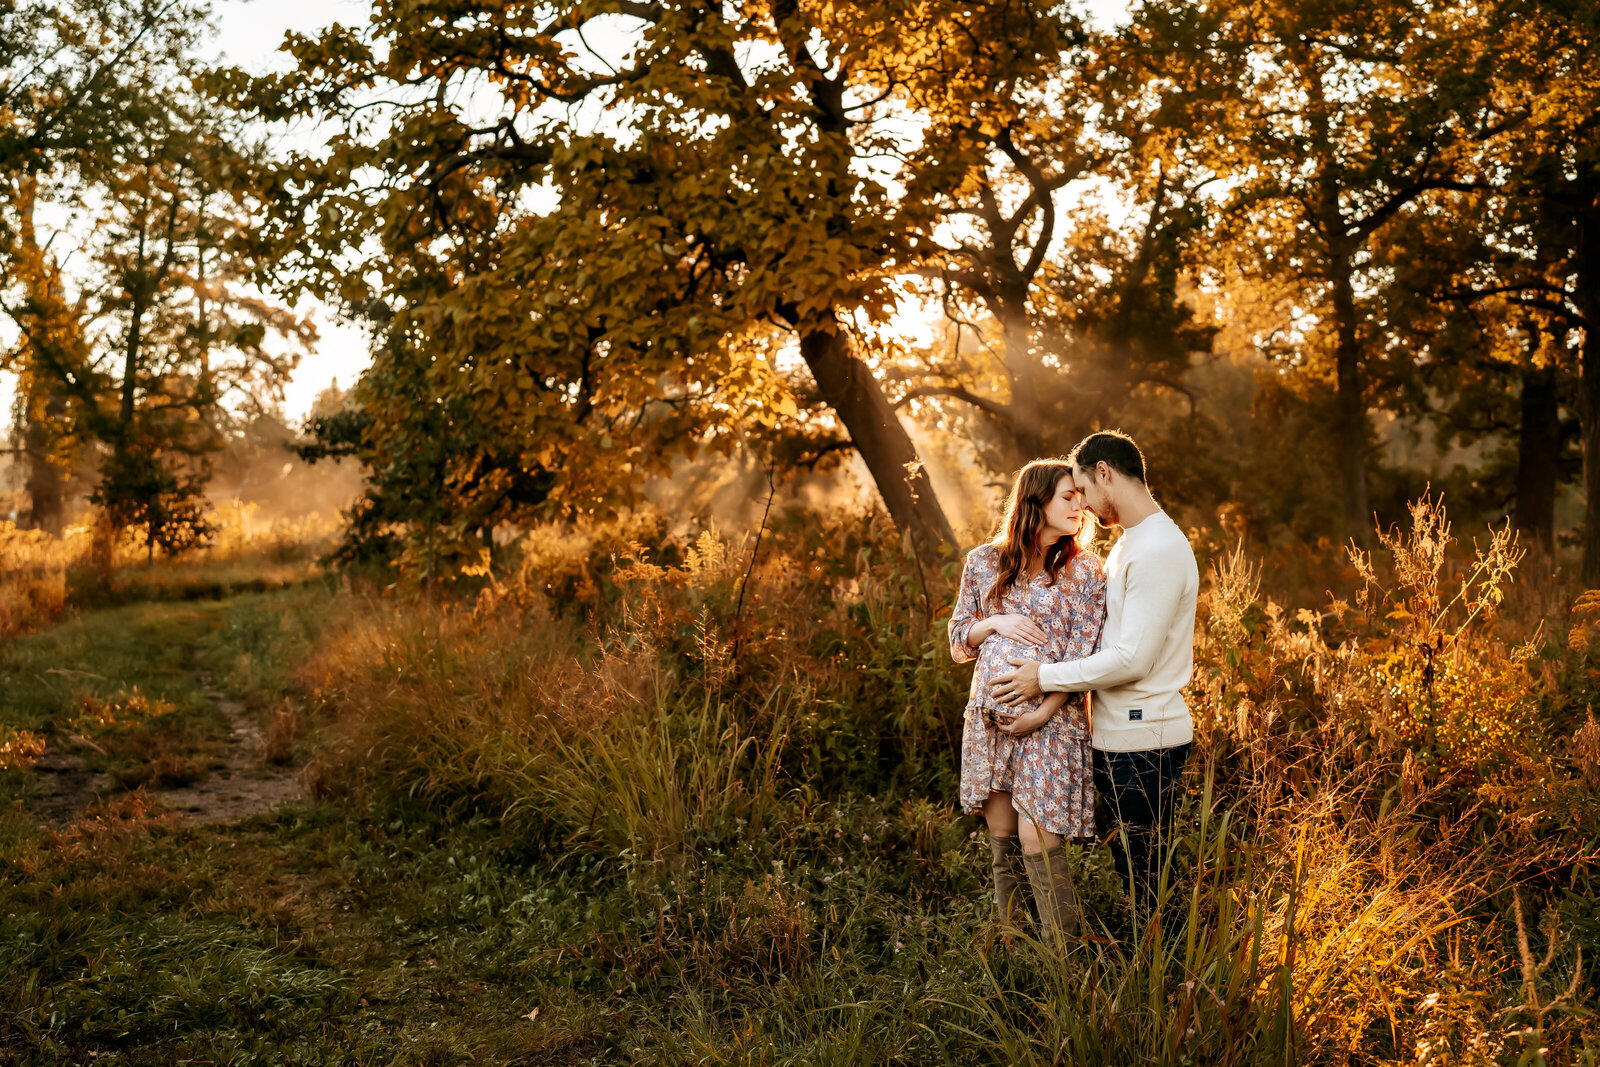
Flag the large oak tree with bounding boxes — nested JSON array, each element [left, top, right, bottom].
[[238, 0, 1095, 562]]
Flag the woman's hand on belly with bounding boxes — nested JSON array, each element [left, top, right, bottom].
[[975, 613, 1047, 647], [998, 703, 1052, 738]]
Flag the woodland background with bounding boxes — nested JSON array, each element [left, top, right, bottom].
[[2, 0, 1599, 1064]]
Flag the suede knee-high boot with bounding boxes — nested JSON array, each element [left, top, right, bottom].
[[989, 834, 1030, 928], [1023, 844, 1080, 942]]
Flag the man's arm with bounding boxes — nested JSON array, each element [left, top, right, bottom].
[[1039, 545, 1185, 694]]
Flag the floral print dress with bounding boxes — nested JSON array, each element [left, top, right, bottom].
[[949, 543, 1107, 837]]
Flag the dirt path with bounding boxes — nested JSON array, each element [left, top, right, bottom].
[[25, 749, 100, 823], [26, 652, 302, 825]]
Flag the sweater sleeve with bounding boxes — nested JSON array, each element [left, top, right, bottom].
[[1040, 538, 1182, 693], [947, 549, 987, 663]]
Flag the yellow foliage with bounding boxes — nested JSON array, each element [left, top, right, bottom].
[[0, 727, 48, 771], [1567, 589, 1600, 652]]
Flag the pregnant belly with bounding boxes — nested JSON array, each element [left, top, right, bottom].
[[981, 634, 1046, 666]]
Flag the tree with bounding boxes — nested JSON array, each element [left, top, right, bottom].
[[237, 0, 1101, 564], [6, 175, 88, 534], [1439, 0, 1599, 576], [891, 22, 1216, 479], [893, 16, 1097, 467], [1139, 0, 1493, 538], [1383, 179, 1581, 555], [93, 113, 308, 555], [3, 15, 308, 555], [0, 0, 199, 188], [0, 0, 208, 532], [294, 317, 555, 578]]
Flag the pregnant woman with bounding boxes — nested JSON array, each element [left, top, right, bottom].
[[949, 460, 1106, 941]]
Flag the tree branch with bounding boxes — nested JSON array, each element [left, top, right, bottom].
[[894, 384, 1014, 422], [1348, 178, 1485, 241], [1432, 283, 1587, 329], [794, 438, 855, 470], [995, 128, 1070, 284]]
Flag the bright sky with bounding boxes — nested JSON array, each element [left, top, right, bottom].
[[211, 0, 374, 420]]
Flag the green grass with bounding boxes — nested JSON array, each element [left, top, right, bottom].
[[1, 583, 333, 724], [2, 536, 1596, 1065], [0, 585, 1143, 1065], [1, 600, 219, 729], [0, 585, 335, 797], [0, 786, 1130, 1065]]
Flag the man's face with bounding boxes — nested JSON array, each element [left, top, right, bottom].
[[1071, 463, 1119, 527]]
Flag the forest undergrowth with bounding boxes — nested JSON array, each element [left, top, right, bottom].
[[2, 500, 1598, 1065]]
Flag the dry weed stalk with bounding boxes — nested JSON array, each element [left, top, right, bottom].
[[1507, 889, 1585, 1050], [1200, 496, 1544, 786], [1349, 494, 1525, 650], [1571, 707, 1600, 787], [1207, 542, 1260, 644]]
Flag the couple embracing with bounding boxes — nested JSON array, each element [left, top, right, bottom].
[[949, 431, 1198, 941]]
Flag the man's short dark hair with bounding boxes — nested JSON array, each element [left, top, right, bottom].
[[1068, 431, 1146, 483]]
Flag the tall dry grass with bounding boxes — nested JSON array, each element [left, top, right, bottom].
[[957, 766, 1509, 1064], [0, 521, 87, 641], [279, 500, 1599, 1063], [294, 586, 794, 861], [0, 504, 342, 643]]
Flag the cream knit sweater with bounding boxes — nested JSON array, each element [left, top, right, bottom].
[[1039, 510, 1198, 752]]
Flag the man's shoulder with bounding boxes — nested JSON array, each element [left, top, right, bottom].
[[1148, 514, 1197, 554], [1132, 515, 1198, 573]]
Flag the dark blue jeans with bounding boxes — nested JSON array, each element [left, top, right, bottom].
[[1093, 743, 1191, 916]]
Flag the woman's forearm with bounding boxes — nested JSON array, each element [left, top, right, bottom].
[[965, 617, 997, 646]]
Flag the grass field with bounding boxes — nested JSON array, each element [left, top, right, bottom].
[[1, 505, 1597, 1065]]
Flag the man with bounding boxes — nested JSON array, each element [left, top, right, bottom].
[[992, 430, 1199, 918]]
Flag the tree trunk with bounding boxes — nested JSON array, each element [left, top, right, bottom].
[[13, 179, 69, 536], [999, 302, 1046, 464], [1329, 267, 1371, 542], [1582, 338, 1600, 587], [1514, 360, 1559, 555], [1577, 201, 1600, 586], [798, 317, 956, 559], [23, 403, 65, 535], [121, 279, 145, 425]]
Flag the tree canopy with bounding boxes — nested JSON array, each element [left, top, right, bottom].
[[2, 0, 1596, 577]]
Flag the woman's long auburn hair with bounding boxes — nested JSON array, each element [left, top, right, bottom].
[[985, 460, 1084, 613]]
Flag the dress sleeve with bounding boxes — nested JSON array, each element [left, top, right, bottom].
[[948, 548, 989, 663], [1054, 553, 1107, 663]]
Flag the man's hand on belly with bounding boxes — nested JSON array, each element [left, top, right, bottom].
[[992, 656, 1044, 705]]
